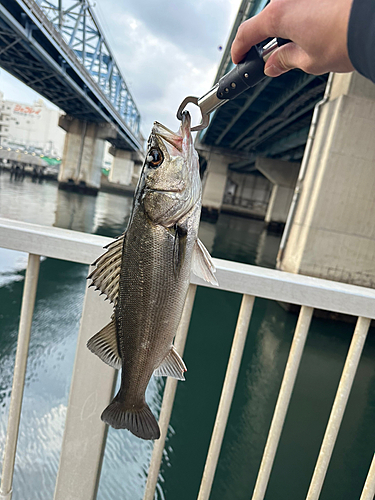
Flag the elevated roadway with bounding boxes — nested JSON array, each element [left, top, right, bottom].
[[196, 0, 329, 225], [197, 0, 328, 173]]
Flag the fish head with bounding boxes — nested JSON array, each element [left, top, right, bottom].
[[139, 112, 201, 227]]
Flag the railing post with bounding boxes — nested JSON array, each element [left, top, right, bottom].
[[360, 454, 375, 500], [143, 284, 197, 500], [252, 305, 313, 500], [306, 316, 371, 500], [197, 294, 255, 500], [0, 254, 40, 500], [54, 281, 116, 500]]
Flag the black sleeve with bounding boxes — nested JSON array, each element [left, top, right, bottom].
[[347, 0, 375, 84]]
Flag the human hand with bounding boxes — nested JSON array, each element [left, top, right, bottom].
[[231, 0, 355, 77]]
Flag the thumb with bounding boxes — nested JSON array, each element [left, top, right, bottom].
[[264, 43, 310, 77]]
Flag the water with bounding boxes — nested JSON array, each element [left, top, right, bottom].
[[0, 173, 374, 500]]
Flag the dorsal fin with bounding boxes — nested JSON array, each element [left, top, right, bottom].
[[87, 319, 121, 370], [88, 232, 125, 304]]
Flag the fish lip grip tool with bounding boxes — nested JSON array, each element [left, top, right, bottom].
[[177, 38, 291, 132]]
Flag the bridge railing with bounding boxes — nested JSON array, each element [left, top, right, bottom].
[[25, 0, 141, 137], [0, 216, 375, 500]]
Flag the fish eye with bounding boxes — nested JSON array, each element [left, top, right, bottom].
[[147, 148, 163, 168]]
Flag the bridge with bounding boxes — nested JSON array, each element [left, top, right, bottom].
[[197, 0, 375, 290], [0, 0, 143, 193], [196, 0, 328, 220]]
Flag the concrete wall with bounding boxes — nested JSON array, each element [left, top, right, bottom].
[[278, 72, 375, 288]]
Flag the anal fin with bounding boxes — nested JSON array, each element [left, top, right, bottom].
[[154, 345, 187, 380], [87, 319, 121, 370]]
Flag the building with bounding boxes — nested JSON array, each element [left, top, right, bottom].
[[0, 92, 65, 156]]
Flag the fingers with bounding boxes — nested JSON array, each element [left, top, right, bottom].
[[264, 43, 312, 77], [231, 0, 355, 77], [231, 6, 275, 64]]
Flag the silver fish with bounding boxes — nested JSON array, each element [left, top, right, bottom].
[[87, 111, 218, 440]]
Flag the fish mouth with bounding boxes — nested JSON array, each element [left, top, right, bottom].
[[153, 123, 182, 151], [152, 113, 191, 152]]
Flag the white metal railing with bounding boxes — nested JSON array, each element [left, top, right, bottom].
[[0, 216, 375, 500]]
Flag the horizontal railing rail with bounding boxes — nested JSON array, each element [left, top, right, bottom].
[[1, 217, 375, 318], [0, 216, 374, 500]]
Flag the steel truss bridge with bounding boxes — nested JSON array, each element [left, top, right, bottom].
[[0, 0, 142, 151], [198, 0, 328, 172]]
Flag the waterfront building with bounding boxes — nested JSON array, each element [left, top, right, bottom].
[[0, 92, 65, 156]]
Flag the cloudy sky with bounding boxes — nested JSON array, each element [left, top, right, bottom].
[[0, 0, 242, 138]]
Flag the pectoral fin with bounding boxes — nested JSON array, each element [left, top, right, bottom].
[[87, 319, 121, 370], [154, 345, 187, 380], [192, 238, 219, 286], [173, 224, 187, 277]]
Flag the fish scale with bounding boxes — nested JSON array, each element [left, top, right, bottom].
[[87, 112, 218, 440]]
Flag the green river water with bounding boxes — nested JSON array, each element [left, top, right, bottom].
[[0, 173, 374, 500]]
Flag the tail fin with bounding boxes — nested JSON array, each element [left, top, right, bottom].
[[101, 396, 160, 440]]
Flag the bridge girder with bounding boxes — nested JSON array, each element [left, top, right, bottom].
[[0, 0, 142, 151]]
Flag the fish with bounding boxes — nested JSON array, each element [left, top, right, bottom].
[[86, 111, 218, 440]]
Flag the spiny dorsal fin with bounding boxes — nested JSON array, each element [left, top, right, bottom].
[[191, 238, 219, 286], [88, 232, 125, 304], [87, 319, 121, 370], [154, 345, 187, 380]]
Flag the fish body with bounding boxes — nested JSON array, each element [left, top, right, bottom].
[[87, 112, 217, 440]]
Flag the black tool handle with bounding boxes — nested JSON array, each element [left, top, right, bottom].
[[217, 38, 291, 100], [277, 38, 291, 47]]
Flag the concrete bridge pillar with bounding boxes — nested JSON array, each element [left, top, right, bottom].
[[58, 116, 116, 195], [200, 151, 230, 220], [202, 152, 228, 217], [197, 145, 268, 220], [108, 147, 134, 186], [278, 72, 375, 287], [256, 157, 300, 231]]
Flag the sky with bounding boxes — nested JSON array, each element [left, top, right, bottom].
[[0, 0, 242, 139]]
